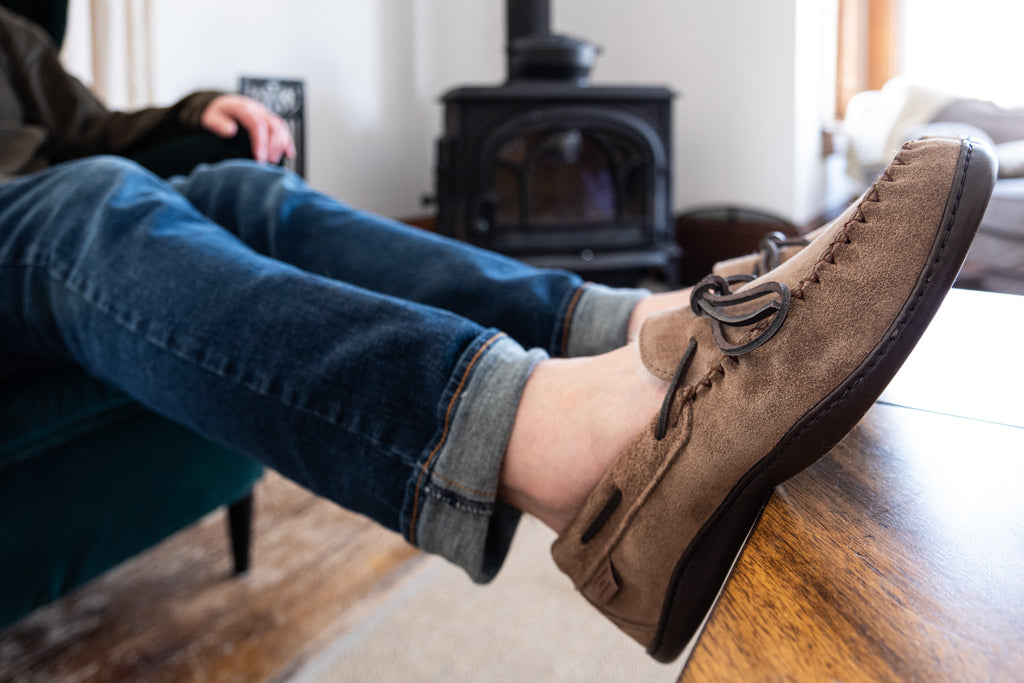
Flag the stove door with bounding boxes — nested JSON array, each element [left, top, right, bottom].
[[472, 107, 668, 255]]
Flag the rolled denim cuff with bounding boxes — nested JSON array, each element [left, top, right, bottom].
[[409, 332, 547, 583], [563, 283, 650, 358]]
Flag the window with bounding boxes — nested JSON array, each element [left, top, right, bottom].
[[835, 0, 899, 118], [838, 0, 1024, 112]]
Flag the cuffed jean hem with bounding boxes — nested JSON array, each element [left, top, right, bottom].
[[406, 332, 547, 583], [563, 283, 650, 358]]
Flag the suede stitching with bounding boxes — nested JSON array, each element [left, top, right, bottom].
[[578, 140, 942, 587], [678, 146, 924, 434], [793, 144, 908, 300], [649, 142, 977, 627]]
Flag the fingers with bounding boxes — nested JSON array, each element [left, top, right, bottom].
[[199, 108, 240, 138], [200, 95, 296, 164], [263, 114, 296, 164]]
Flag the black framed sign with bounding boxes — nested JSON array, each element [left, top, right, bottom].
[[239, 76, 306, 177]]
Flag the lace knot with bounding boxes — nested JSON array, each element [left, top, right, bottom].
[[654, 275, 792, 440], [690, 274, 791, 356]]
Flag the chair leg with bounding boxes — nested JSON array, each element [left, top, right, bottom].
[[226, 492, 254, 575]]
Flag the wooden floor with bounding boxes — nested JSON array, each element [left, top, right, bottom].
[[0, 472, 423, 682]]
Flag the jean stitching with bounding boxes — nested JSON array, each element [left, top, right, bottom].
[[558, 284, 588, 357], [429, 471, 494, 498], [407, 332, 505, 545], [420, 482, 493, 516]]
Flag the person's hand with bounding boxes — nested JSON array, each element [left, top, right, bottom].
[[200, 94, 296, 164]]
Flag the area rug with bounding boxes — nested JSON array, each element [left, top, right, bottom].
[[299, 517, 680, 683]]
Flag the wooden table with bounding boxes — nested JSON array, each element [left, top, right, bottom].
[[679, 288, 1024, 681]]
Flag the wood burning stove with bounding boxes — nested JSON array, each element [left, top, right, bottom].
[[434, 0, 679, 284]]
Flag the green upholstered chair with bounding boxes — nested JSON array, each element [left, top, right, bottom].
[[0, 1, 264, 631], [0, 368, 264, 630]]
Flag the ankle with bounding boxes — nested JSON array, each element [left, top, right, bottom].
[[498, 358, 585, 531], [499, 346, 666, 533]]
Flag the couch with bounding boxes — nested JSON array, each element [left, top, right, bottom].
[[843, 78, 1024, 295]]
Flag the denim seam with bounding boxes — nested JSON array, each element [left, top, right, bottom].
[[558, 284, 588, 357], [407, 331, 505, 545], [420, 481, 492, 516], [428, 471, 493, 498]]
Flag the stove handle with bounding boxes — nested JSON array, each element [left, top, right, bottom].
[[473, 192, 498, 236]]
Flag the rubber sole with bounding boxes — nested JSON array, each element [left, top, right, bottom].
[[647, 139, 997, 663]]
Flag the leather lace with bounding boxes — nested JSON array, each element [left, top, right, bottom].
[[755, 231, 809, 277], [655, 274, 791, 440]]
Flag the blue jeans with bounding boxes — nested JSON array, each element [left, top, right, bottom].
[[0, 157, 645, 581]]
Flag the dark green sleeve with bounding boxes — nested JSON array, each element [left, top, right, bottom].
[[3, 8, 221, 162]]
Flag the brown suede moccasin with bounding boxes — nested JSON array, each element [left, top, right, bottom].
[[551, 137, 996, 663]]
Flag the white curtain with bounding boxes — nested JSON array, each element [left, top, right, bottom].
[[63, 0, 153, 110]]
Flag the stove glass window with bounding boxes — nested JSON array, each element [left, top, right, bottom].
[[494, 127, 646, 230]]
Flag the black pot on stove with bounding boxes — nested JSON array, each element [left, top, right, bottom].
[[507, 33, 600, 83]]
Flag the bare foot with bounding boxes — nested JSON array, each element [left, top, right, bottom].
[[499, 343, 668, 533]]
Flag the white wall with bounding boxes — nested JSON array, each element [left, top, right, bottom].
[[64, 0, 837, 225]]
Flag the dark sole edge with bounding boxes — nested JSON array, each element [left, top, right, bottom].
[[670, 491, 772, 667], [647, 139, 996, 664]]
